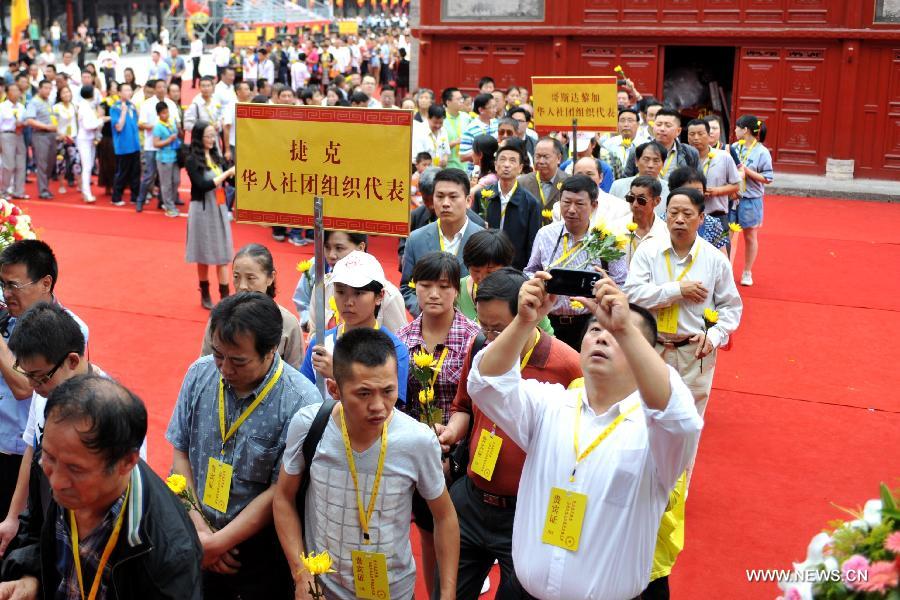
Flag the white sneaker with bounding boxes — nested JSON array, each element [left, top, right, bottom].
[[83, 195, 96, 203], [740, 271, 753, 286], [480, 577, 491, 595], [58, 185, 67, 194]]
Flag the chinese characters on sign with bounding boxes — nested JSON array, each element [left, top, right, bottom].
[[530, 76, 618, 134], [234, 105, 413, 236]]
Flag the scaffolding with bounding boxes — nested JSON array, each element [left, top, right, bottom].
[[163, 0, 334, 47]]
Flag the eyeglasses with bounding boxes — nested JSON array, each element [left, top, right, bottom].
[[625, 194, 651, 206], [0, 279, 36, 292], [478, 325, 504, 338], [13, 353, 73, 385]]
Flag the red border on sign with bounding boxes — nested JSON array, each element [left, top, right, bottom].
[[534, 125, 618, 135], [235, 103, 413, 127], [235, 209, 409, 237], [530, 76, 618, 85]]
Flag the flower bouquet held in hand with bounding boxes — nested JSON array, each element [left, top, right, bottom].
[[582, 221, 627, 265], [775, 483, 900, 600], [479, 188, 494, 221], [300, 551, 335, 600], [165, 473, 216, 531], [0, 199, 37, 249], [700, 308, 718, 372], [411, 348, 444, 433]]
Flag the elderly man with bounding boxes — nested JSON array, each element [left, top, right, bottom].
[[23, 81, 56, 199], [167, 292, 319, 599], [525, 175, 628, 350], [612, 175, 670, 266], [610, 141, 671, 219], [517, 137, 569, 212], [553, 156, 630, 227], [0, 376, 203, 599]]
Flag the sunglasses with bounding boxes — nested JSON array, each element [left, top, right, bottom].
[[625, 193, 651, 206]]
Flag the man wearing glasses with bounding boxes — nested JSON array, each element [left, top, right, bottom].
[[0, 240, 87, 548], [525, 175, 628, 351], [0, 303, 148, 557], [612, 176, 670, 266], [436, 267, 581, 599]]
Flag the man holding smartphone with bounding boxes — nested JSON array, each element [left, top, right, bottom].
[[525, 175, 628, 351]]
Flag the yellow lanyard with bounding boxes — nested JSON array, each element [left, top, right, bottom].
[[571, 394, 639, 482], [738, 139, 757, 164], [702, 153, 713, 175], [549, 232, 584, 268], [535, 172, 548, 206], [664, 244, 700, 282], [519, 330, 541, 371], [217, 360, 284, 455], [660, 147, 676, 177], [428, 346, 449, 388], [339, 405, 389, 544], [436, 219, 463, 256], [207, 156, 222, 177], [70, 483, 131, 600], [337, 321, 380, 340]]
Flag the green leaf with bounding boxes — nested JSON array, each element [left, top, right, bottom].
[[881, 482, 897, 512]]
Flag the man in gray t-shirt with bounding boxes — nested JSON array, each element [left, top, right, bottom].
[[274, 328, 459, 600]]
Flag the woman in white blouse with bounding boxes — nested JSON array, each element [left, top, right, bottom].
[[75, 85, 103, 203], [52, 86, 79, 195]]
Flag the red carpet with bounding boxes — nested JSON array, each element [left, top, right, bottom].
[[14, 185, 900, 599]]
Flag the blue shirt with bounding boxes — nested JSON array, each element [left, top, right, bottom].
[[152, 121, 180, 163], [737, 142, 774, 200], [109, 101, 140, 155], [299, 326, 410, 404], [0, 306, 88, 455], [165, 354, 319, 528]]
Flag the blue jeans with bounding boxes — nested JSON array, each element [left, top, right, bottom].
[[137, 150, 158, 205]]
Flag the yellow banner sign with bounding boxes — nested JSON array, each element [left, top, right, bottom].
[[338, 20, 359, 35], [235, 104, 412, 237], [530, 76, 618, 134], [233, 29, 261, 48]]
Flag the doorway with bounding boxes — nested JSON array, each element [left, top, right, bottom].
[[662, 45, 736, 136]]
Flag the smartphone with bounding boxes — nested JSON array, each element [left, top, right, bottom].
[[545, 269, 603, 298]]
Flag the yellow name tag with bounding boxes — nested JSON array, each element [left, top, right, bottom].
[[351, 550, 391, 600], [470, 429, 503, 481], [202, 457, 233, 513], [656, 304, 679, 335], [541, 487, 587, 552]]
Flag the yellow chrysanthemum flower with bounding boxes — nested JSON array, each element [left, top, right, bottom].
[[626, 222, 638, 233], [541, 209, 553, 220], [703, 308, 719, 325], [622, 137, 632, 148], [708, 150, 717, 159], [413, 350, 435, 369], [427, 387, 435, 402], [408, 280, 416, 289], [300, 551, 335, 576], [616, 235, 629, 249], [419, 389, 428, 405], [481, 189, 495, 198], [728, 222, 743, 233], [296, 259, 312, 274], [570, 300, 584, 311], [614, 65, 623, 73], [166, 473, 187, 495]]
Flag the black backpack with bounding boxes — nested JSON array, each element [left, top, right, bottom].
[[295, 398, 337, 526]]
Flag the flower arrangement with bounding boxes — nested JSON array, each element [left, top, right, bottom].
[[0, 199, 37, 249], [411, 349, 442, 432], [300, 550, 335, 599], [583, 221, 626, 265], [776, 483, 900, 599], [166, 473, 215, 531]]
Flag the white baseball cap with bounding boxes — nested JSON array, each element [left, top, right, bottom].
[[575, 132, 596, 153], [330, 251, 386, 289]]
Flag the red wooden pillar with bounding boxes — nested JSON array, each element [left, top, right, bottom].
[[66, 0, 74, 39], [831, 38, 860, 160]]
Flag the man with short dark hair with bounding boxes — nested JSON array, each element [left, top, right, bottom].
[[412, 104, 450, 167], [625, 107, 699, 179], [612, 175, 669, 265], [459, 93, 498, 165], [517, 137, 569, 213], [478, 76, 495, 94], [477, 142, 542, 270], [686, 119, 740, 252], [442, 87, 470, 170], [109, 82, 141, 207], [165, 45, 187, 88], [610, 141, 671, 217], [274, 328, 459, 600], [167, 292, 319, 599], [401, 169, 485, 315], [136, 78, 167, 212], [0, 376, 204, 599], [23, 80, 56, 199], [438, 268, 581, 598], [468, 270, 702, 600], [525, 175, 628, 350], [603, 108, 643, 168], [184, 76, 223, 136]]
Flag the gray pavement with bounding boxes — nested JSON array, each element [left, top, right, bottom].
[[769, 173, 899, 203]]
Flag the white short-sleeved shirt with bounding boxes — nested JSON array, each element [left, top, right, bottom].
[[283, 404, 444, 600], [139, 99, 160, 151]]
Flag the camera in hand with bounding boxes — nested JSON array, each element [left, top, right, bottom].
[[545, 268, 603, 298]]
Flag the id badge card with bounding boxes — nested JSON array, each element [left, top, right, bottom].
[[541, 487, 588, 552], [202, 457, 233, 513], [351, 550, 391, 600], [470, 429, 503, 481], [656, 304, 679, 335]]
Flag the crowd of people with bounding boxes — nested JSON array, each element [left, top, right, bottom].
[[0, 20, 772, 600]]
